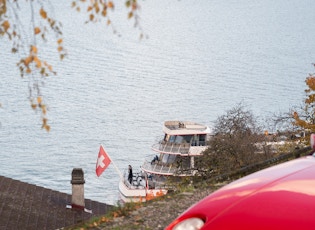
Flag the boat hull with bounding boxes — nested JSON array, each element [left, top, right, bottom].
[[118, 179, 167, 203]]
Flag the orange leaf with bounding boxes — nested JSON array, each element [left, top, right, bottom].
[[40, 8, 47, 19], [101, 9, 107, 17], [24, 56, 33, 66], [44, 124, 50, 132], [31, 45, 38, 54], [57, 38, 63, 44], [101, 217, 108, 222], [306, 76, 315, 91], [95, 4, 100, 13], [2, 20, 10, 32], [89, 13, 94, 21], [42, 118, 47, 126], [37, 96, 42, 104], [108, 1, 114, 8], [34, 56, 41, 68], [57, 46, 63, 52], [128, 11, 133, 19], [41, 105, 47, 115], [34, 27, 41, 35]]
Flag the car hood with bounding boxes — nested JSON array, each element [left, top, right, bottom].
[[179, 156, 315, 229]]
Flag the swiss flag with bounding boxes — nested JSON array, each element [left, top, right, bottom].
[[96, 145, 112, 177]]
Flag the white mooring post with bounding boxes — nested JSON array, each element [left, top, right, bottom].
[[71, 168, 85, 210]]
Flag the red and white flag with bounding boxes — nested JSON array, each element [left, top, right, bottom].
[[96, 145, 111, 177]]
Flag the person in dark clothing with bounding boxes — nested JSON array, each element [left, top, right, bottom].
[[151, 155, 159, 164], [128, 165, 133, 185]]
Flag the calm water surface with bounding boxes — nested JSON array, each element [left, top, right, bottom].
[[1, 0, 315, 205]]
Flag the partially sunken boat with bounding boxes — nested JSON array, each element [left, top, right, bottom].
[[119, 121, 213, 202]]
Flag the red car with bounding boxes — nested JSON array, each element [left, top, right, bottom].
[[166, 155, 315, 230]]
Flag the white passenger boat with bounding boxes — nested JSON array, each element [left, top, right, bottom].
[[119, 121, 213, 203]]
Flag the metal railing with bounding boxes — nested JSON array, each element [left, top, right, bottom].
[[141, 156, 178, 175], [151, 142, 190, 155], [121, 169, 171, 190]]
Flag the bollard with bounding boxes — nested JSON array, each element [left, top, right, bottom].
[[71, 168, 85, 210]]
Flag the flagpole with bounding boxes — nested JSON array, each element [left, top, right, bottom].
[[101, 144, 124, 179]]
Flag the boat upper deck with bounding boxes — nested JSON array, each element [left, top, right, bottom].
[[163, 121, 212, 136]]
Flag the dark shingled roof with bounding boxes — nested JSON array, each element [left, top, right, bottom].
[[0, 175, 113, 230]]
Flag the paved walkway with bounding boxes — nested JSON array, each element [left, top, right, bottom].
[[0, 175, 113, 230]]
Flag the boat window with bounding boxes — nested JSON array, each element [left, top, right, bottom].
[[192, 135, 198, 146], [199, 134, 206, 141], [183, 135, 193, 143], [199, 134, 206, 145], [175, 135, 183, 143], [191, 134, 207, 146], [169, 135, 176, 143]]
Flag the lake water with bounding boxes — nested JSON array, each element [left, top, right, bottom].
[[1, 0, 315, 205]]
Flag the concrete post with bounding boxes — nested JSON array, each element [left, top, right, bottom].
[[71, 168, 85, 210]]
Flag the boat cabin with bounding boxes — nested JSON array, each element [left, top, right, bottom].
[[143, 121, 212, 176], [164, 133, 208, 146]]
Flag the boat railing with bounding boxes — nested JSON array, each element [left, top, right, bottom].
[[122, 169, 155, 189], [141, 155, 179, 175], [151, 142, 191, 155], [151, 136, 208, 155], [121, 167, 172, 190]]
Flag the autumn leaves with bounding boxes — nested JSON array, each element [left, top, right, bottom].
[[26, 6, 66, 131], [1, 0, 142, 131], [1, 2, 66, 131], [293, 72, 315, 132], [71, 0, 139, 23]]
